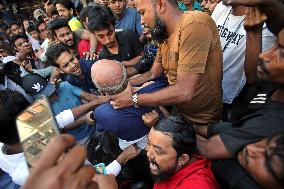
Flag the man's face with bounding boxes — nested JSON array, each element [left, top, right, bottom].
[[38, 23, 49, 41], [55, 51, 82, 76], [100, 0, 109, 6], [146, 128, 180, 182], [56, 3, 72, 19], [238, 137, 280, 188], [29, 30, 40, 40], [257, 29, 284, 84], [14, 38, 32, 54], [55, 27, 74, 47], [109, 0, 127, 18], [201, 0, 220, 15], [94, 26, 117, 49], [10, 24, 23, 35], [135, 0, 168, 43]]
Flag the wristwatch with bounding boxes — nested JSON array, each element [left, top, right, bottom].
[[132, 93, 139, 108]]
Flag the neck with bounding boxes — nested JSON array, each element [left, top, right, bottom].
[[232, 5, 246, 16], [271, 89, 284, 102], [3, 143, 23, 155], [107, 38, 119, 54], [165, 8, 183, 36]]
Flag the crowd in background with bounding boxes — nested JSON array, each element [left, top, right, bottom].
[[0, 0, 284, 189]]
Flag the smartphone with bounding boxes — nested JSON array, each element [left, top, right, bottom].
[[94, 163, 106, 174], [16, 96, 60, 169]]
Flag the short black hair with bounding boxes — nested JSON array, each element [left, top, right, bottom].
[[51, 9, 59, 17], [10, 34, 28, 46], [34, 19, 45, 30], [55, 0, 74, 10], [26, 24, 38, 33], [47, 18, 70, 36], [153, 116, 196, 157], [79, 5, 95, 22], [87, 6, 115, 32], [0, 90, 29, 144], [46, 43, 70, 67], [8, 22, 21, 29], [0, 41, 15, 56], [265, 135, 284, 188]]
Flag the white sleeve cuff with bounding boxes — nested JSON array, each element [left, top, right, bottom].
[[55, 109, 75, 129], [105, 160, 121, 176]]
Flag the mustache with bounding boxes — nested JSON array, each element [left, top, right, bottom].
[[257, 59, 270, 75]]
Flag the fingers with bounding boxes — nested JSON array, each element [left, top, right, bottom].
[[57, 145, 87, 176], [70, 166, 97, 189], [34, 134, 76, 170]]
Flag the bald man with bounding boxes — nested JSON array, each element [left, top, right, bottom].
[[91, 59, 168, 149]]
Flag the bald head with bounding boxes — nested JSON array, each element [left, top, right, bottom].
[[91, 59, 128, 95]]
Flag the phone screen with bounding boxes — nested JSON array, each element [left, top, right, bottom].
[[16, 96, 60, 169]]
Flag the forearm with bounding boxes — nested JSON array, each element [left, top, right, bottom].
[[80, 92, 100, 102], [244, 31, 262, 83], [137, 84, 193, 106], [196, 135, 234, 159], [122, 56, 142, 67], [130, 70, 158, 86], [62, 117, 85, 131], [90, 34, 98, 51], [71, 96, 108, 119]]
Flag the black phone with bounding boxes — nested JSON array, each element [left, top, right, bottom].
[[16, 96, 60, 169]]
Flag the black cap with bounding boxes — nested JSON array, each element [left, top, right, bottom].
[[21, 73, 56, 98]]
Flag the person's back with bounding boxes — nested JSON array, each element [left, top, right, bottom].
[[50, 81, 94, 142]]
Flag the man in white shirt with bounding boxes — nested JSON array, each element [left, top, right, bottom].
[[211, 2, 275, 120]]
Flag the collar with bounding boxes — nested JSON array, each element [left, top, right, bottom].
[[155, 154, 210, 187]]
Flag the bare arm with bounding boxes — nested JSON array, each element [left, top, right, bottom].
[[80, 91, 100, 102], [75, 29, 98, 51], [122, 56, 142, 67], [243, 7, 266, 83], [129, 61, 164, 86], [137, 73, 200, 106], [71, 96, 110, 119], [196, 135, 234, 159]]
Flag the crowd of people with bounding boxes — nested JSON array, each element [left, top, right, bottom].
[[0, 0, 284, 188]]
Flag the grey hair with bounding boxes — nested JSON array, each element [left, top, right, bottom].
[[92, 61, 128, 95]]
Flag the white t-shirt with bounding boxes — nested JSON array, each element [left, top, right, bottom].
[[212, 3, 276, 104], [0, 143, 29, 186]]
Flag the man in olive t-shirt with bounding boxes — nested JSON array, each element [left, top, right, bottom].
[[110, 0, 223, 128]]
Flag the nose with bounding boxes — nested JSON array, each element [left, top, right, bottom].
[[201, 0, 206, 7], [246, 143, 266, 158], [146, 145, 154, 160], [115, 1, 120, 6]]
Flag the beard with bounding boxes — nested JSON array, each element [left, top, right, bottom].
[[151, 15, 168, 44], [149, 159, 178, 183]]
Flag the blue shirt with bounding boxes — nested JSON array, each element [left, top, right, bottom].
[[51, 81, 94, 141], [115, 8, 143, 36], [94, 78, 168, 141], [178, 1, 202, 11], [66, 59, 98, 94]]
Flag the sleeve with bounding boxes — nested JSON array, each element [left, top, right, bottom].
[[177, 22, 213, 74], [261, 24, 276, 52], [135, 11, 143, 36], [64, 82, 83, 97], [179, 177, 219, 189], [105, 160, 122, 176], [219, 115, 275, 155], [32, 66, 54, 78], [55, 109, 75, 129]]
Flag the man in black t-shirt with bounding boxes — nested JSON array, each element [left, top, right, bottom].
[[87, 6, 146, 77], [196, 27, 284, 189]]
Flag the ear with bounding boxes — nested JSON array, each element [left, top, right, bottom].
[[70, 8, 74, 16], [177, 154, 190, 168], [155, 0, 167, 14]]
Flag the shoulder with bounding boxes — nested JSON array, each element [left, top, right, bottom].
[[125, 8, 139, 16]]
